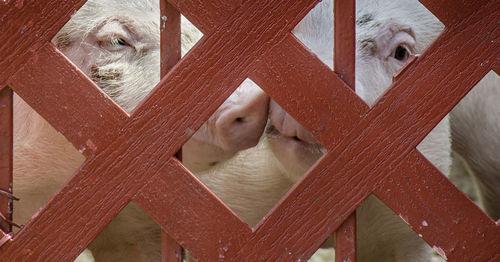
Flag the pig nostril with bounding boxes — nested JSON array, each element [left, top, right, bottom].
[[235, 117, 244, 123], [293, 136, 301, 142]]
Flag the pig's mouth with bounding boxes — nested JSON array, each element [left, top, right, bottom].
[[265, 118, 325, 182], [265, 123, 324, 155], [266, 124, 315, 145]]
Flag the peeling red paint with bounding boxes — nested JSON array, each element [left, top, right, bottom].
[[0, 232, 12, 247], [86, 139, 97, 152], [399, 214, 409, 224], [433, 246, 447, 260]]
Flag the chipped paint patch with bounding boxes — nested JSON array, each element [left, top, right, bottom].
[[432, 246, 447, 260], [86, 139, 97, 151], [399, 213, 409, 224], [0, 232, 12, 247], [422, 220, 428, 227], [78, 146, 86, 153], [161, 16, 167, 31]]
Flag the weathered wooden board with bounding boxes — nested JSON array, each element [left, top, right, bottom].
[[0, 0, 498, 261]]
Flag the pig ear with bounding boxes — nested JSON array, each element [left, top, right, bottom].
[[182, 79, 269, 172]]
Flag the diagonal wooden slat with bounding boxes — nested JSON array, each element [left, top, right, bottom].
[[250, 35, 368, 148], [134, 158, 252, 261], [157, 0, 500, 258], [167, 0, 242, 35], [0, 0, 87, 84], [0, 0, 320, 260], [7, 43, 129, 157], [230, 2, 499, 260], [375, 150, 500, 261], [0, 0, 497, 260], [418, 0, 486, 27]]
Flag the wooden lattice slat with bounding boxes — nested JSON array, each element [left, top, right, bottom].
[[250, 36, 366, 147], [135, 159, 251, 260], [0, 0, 498, 261], [0, 87, 13, 233], [8, 43, 128, 156], [376, 151, 499, 260], [0, 0, 87, 84]]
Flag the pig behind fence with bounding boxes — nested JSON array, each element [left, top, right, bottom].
[[9, 0, 499, 261]]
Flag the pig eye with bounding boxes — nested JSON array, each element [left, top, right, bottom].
[[393, 45, 409, 61]]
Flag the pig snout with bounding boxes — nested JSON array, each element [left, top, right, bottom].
[[215, 82, 269, 152], [268, 100, 317, 144]]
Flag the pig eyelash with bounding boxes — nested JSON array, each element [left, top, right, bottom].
[[110, 37, 129, 46], [97, 35, 134, 52]]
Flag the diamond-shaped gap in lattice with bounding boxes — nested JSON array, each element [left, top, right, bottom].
[[420, 70, 500, 222], [12, 95, 86, 231], [82, 202, 161, 261], [51, 0, 203, 114], [182, 78, 284, 227], [180, 76, 328, 229], [357, 195, 446, 261]]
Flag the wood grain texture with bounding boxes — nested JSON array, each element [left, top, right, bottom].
[[167, 0, 242, 34], [8, 43, 128, 156], [134, 159, 252, 261], [333, 1, 357, 259], [0, 0, 319, 260], [160, 2, 184, 260], [0, 0, 497, 260], [376, 150, 500, 261], [161, 1, 181, 76], [0, 0, 87, 83], [0, 87, 13, 233], [229, 1, 499, 260], [334, 0, 355, 89], [251, 35, 367, 148], [418, 0, 485, 27]]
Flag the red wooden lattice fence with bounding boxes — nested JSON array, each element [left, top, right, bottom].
[[0, 0, 499, 261]]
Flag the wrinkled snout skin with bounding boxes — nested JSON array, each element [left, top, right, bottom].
[[183, 79, 269, 172], [216, 80, 269, 151], [267, 100, 324, 181]]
